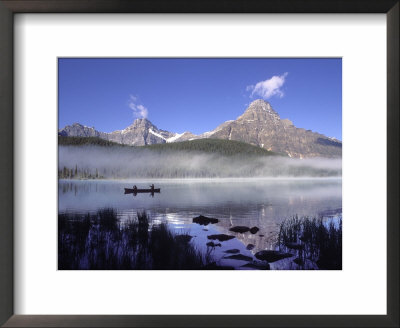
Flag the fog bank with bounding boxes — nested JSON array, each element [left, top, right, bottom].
[[59, 145, 342, 179]]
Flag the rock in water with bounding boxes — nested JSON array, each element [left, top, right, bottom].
[[255, 250, 293, 262], [229, 226, 250, 233], [193, 215, 219, 225], [206, 241, 221, 247], [241, 262, 270, 270], [246, 244, 255, 250], [249, 227, 259, 234], [224, 254, 253, 261], [207, 234, 235, 242], [224, 249, 240, 254]]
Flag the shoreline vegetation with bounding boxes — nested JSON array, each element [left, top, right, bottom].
[[58, 209, 342, 270], [59, 210, 212, 270], [277, 216, 342, 270]]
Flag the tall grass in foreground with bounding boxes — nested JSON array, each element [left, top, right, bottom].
[[277, 216, 342, 270], [58, 209, 210, 270]]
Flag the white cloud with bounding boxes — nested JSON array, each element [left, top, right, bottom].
[[248, 72, 288, 99], [128, 95, 148, 119]]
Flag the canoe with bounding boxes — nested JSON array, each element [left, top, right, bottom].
[[124, 188, 160, 194]]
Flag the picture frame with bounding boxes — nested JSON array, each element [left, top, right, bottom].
[[0, 0, 398, 327]]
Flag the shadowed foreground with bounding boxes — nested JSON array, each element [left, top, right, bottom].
[[58, 209, 212, 270], [59, 209, 342, 270]]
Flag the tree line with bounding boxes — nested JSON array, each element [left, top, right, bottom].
[[58, 165, 103, 179]]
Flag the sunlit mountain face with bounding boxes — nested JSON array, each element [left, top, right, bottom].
[[59, 100, 341, 159]]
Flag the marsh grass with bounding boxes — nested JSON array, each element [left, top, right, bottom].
[[58, 209, 210, 270], [277, 216, 342, 270]]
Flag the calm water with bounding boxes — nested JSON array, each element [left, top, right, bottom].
[[59, 178, 342, 269]]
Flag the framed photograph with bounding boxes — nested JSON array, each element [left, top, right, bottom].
[[1, 0, 398, 327]]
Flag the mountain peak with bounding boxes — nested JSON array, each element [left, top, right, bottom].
[[246, 99, 279, 116], [248, 99, 272, 108], [119, 118, 157, 135], [129, 117, 154, 128], [59, 122, 101, 138], [133, 117, 150, 124], [239, 99, 280, 122]]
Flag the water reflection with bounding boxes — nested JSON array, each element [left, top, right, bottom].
[[59, 178, 341, 266], [59, 178, 341, 222]]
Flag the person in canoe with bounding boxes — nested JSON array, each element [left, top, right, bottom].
[[150, 184, 154, 191], [133, 185, 137, 192]]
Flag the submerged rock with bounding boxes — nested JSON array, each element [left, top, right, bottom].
[[207, 234, 235, 242], [224, 254, 253, 261], [255, 250, 293, 262], [193, 215, 218, 226], [246, 244, 255, 250], [249, 227, 259, 234], [206, 241, 221, 247], [241, 262, 270, 270], [224, 249, 240, 254], [229, 226, 250, 233]]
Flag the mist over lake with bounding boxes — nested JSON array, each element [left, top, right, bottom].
[[59, 145, 342, 179]]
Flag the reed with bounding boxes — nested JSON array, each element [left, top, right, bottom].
[[277, 215, 342, 270], [58, 209, 210, 270]]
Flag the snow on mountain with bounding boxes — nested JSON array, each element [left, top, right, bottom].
[[59, 99, 342, 158], [166, 133, 184, 143], [149, 129, 167, 140]]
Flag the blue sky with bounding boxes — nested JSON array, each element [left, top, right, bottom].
[[59, 58, 342, 140]]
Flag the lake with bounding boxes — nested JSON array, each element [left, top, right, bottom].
[[58, 178, 342, 270]]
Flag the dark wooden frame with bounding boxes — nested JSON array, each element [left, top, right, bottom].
[[0, 0, 398, 327]]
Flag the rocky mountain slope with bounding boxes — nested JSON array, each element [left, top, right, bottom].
[[59, 118, 176, 146], [59, 99, 341, 158], [199, 99, 341, 158]]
